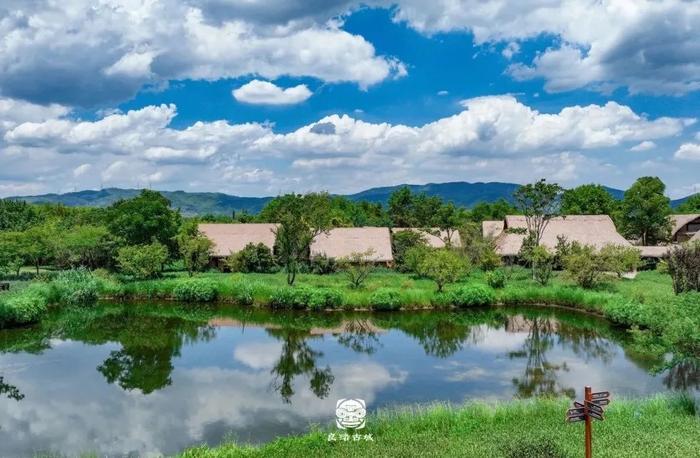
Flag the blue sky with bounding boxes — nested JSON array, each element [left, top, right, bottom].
[[1, 1, 699, 198]]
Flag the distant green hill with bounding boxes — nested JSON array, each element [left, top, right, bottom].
[[6, 182, 691, 216]]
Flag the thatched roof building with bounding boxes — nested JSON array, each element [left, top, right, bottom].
[[670, 214, 700, 242], [482, 220, 505, 239], [392, 228, 462, 248], [198, 223, 278, 257], [310, 227, 393, 262], [487, 215, 631, 257]]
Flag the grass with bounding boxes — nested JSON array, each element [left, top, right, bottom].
[[179, 395, 700, 458]]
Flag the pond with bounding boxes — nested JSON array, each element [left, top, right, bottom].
[[0, 303, 695, 457]]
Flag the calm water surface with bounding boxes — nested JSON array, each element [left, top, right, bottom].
[[0, 303, 695, 457]]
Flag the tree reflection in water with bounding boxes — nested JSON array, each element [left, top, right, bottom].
[[266, 328, 334, 403], [84, 311, 216, 394], [508, 316, 575, 398], [0, 376, 23, 401], [336, 318, 382, 355], [663, 358, 700, 391]]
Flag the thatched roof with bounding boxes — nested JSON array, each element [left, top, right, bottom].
[[482, 221, 505, 239], [311, 227, 393, 262], [392, 227, 461, 248], [638, 246, 670, 258], [671, 214, 700, 237], [494, 215, 631, 256], [198, 223, 278, 257]]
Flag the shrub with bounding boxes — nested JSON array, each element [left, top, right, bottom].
[[116, 242, 168, 279], [226, 243, 277, 273], [52, 268, 99, 307], [451, 285, 496, 307], [599, 244, 642, 278], [403, 245, 431, 276], [563, 244, 604, 288], [173, 278, 218, 302], [309, 254, 338, 275], [666, 241, 700, 294], [486, 269, 507, 289], [419, 249, 469, 292], [269, 286, 314, 309], [0, 284, 50, 326], [479, 247, 502, 271], [340, 250, 375, 289], [369, 288, 402, 311], [308, 288, 344, 310], [531, 245, 554, 286], [232, 281, 254, 305], [392, 230, 428, 272]]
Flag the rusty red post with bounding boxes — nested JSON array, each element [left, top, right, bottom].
[[584, 385, 592, 458]]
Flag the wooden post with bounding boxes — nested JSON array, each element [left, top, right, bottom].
[[584, 385, 592, 458]]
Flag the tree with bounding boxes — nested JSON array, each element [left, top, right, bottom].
[[620, 177, 672, 245], [22, 223, 57, 274], [419, 249, 468, 292], [388, 186, 416, 227], [226, 242, 276, 273], [513, 179, 562, 246], [0, 232, 25, 276], [599, 245, 642, 278], [116, 242, 169, 279], [340, 250, 375, 289], [666, 242, 700, 294], [434, 202, 466, 247], [54, 225, 116, 269], [391, 230, 428, 272], [0, 199, 40, 231], [561, 184, 618, 215], [676, 194, 700, 213], [563, 244, 605, 288], [468, 199, 518, 223], [271, 193, 333, 285], [530, 245, 554, 286], [106, 190, 181, 250], [176, 231, 213, 276]]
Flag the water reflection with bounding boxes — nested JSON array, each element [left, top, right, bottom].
[[0, 376, 23, 401], [0, 303, 688, 456], [267, 329, 334, 402]]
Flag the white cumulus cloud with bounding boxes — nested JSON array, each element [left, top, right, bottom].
[[674, 143, 700, 161], [233, 80, 313, 105]]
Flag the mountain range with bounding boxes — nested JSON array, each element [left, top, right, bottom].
[[7, 182, 692, 216]]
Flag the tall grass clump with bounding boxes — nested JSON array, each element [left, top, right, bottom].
[[0, 283, 50, 326], [369, 288, 402, 311], [451, 284, 495, 307], [173, 278, 218, 303], [308, 288, 344, 310], [269, 286, 314, 309], [231, 280, 255, 305], [51, 268, 100, 307]]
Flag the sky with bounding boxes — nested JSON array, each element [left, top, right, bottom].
[[1, 0, 700, 199]]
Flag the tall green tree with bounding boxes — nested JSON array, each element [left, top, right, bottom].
[[271, 193, 333, 285], [434, 202, 466, 247], [22, 223, 57, 274], [106, 190, 181, 250], [388, 186, 416, 227], [513, 179, 563, 246], [54, 225, 116, 269], [0, 199, 40, 231], [561, 184, 618, 215], [0, 232, 25, 276], [175, 220, 213, 276], [468, 199, 518, 222], [676, 194, 700, 213], [620, 177, 672, 245]]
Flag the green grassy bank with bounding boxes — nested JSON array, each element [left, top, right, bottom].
[[2, 268, 698, 363], [180, 396, 700, 458]]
